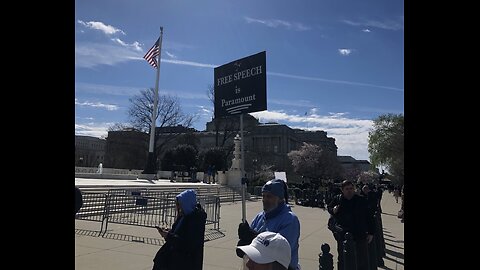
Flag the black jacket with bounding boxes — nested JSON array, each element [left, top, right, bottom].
[[327, 194, 375, 241], [153, 204, 207, 270]]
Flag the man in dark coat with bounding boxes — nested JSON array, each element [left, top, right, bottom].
[[327, 180, 376, 270], [153, 189, 207, 270]]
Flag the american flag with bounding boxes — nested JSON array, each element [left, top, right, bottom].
[[143, 38, 160, 68]]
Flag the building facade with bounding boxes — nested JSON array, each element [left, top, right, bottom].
[[103, 129, 149, 170], [75, 135, 106, 167], [104, 114, 339, 182]]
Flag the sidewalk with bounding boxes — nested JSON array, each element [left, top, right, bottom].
[[75, 190, 404, 269]]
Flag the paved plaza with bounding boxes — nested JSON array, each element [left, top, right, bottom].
[[75, 179, 404, 270]]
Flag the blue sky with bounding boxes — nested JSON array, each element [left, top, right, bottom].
[[75, 0, 404, 161]]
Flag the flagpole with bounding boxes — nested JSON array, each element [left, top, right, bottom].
[[142, 27, 163, 179]]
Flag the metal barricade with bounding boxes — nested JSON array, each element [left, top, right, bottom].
[[76, 189, 222, 236]]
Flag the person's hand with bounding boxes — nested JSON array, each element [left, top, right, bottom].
[[238, 221, 258, 243], [238, 221, 251, 239], [156, 226, 169, 238], [367, 234, 374, 243]]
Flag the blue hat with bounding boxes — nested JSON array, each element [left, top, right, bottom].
[[262, 179, 286, 199]]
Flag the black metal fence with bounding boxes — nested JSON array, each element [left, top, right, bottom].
[[76, 189, 221, 236]]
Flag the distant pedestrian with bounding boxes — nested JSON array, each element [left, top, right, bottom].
[[394, 188, 400, 203], [96, 163, 103, 174], [207, 165, 213, 184], [211, 165, 217, 184]]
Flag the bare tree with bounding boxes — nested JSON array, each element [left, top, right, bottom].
[[207, 85, 238, 147], [128, 88, 194, 132], [107, 123, 132, 132], [127, 88, 195, 168]]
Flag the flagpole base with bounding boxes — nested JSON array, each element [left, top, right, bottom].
[[138, 173, 158, 181], [142, 152, 157, 175]]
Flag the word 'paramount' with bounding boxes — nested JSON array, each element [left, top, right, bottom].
[[221, 94, 256, 108]]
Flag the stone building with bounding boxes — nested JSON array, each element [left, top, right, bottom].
[[105, 114, 338, 181], [75, 135, 106, 167], [103, 129, 149, 170]]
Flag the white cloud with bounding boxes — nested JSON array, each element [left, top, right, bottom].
[[76, 116, 95, 120], [75, 122, 113, 138], [75, 42, 143, 68], [244, 16, 310, 31], [111, 38, 142, 51], [362, 29, 371, 33], [338, 49, 352, 56], [328, 112, 348, 118], [77, 20, 126, 35], [251, 110, 373, 160], [197, 105, 213, 114], [75, 98, 119, 111], [342, 19, 403, 31], [165, 51, 177, 59]]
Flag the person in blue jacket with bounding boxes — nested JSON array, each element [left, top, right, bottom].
[[153, 189, 207, 270], [237, 179, 301, 270]]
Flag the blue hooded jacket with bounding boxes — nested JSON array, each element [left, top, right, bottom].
[[250, 201, 301, 270], [176, 189, 197, 215]]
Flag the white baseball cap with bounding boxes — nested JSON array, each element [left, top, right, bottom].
[[236, 231, 291, 268]]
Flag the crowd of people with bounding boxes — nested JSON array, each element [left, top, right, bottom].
[[75, 177, 403, 270]]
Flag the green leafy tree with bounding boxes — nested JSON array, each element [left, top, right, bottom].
[[368, 113, 404, 185]]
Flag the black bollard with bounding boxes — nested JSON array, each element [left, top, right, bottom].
[[343, 232, 357, 270], [319, 243, 334, 270]]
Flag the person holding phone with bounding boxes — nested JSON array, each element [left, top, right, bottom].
[[152, 189, 207, 270]]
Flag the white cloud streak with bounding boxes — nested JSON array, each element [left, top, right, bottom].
[[267, 72, 404, 92], [111, 38, 142, 51], [162, 59, 217, 68], [244, 16, 310, 31], [338, 49, 352, 56], [251, 110, 373, 160], [77, 20, 126, 35], [362, 29, 371, 33], [165, 51, 177, 59], [342, 19, 403, 31], [75, 41, 402, 93], [75, 98, 119, 111]]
